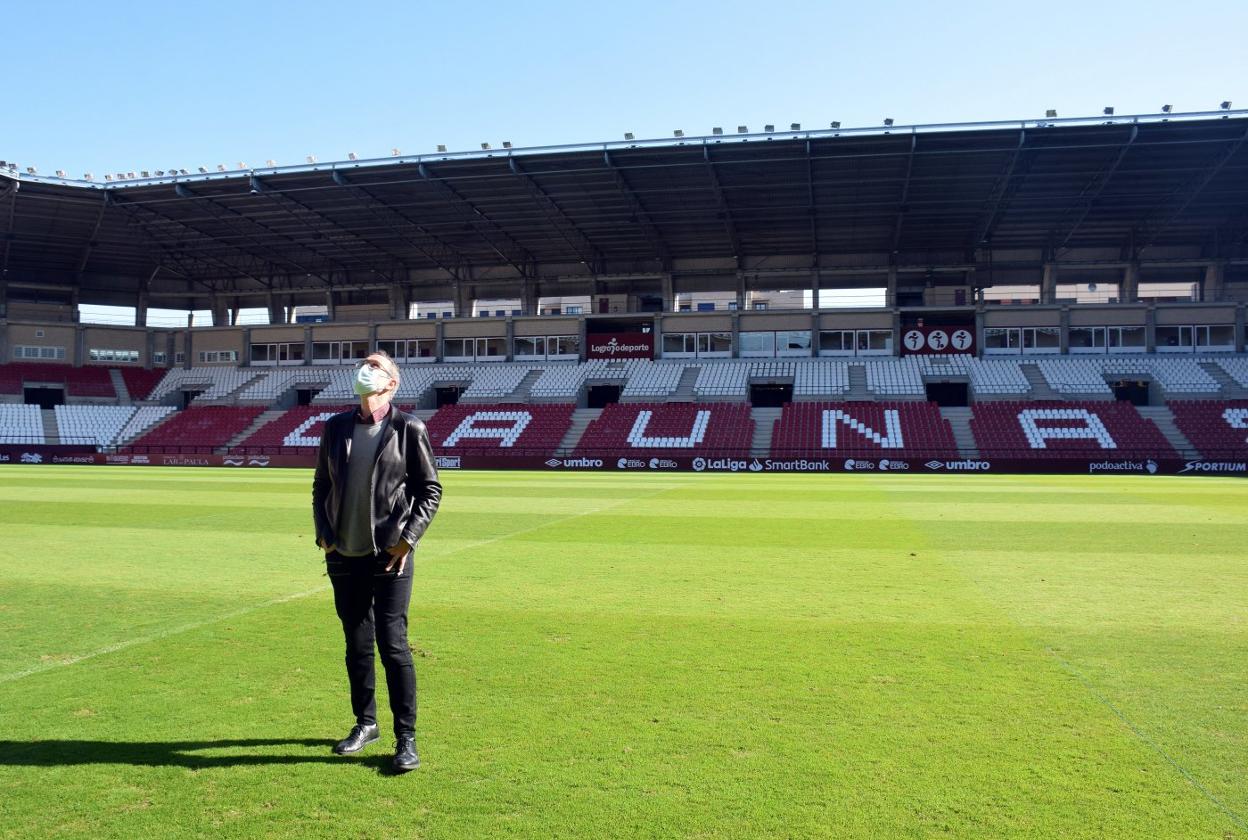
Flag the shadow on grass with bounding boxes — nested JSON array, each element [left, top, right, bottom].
[[0, 739, 407, 775]]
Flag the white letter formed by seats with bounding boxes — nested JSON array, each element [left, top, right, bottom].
[[283, 412, 339, 448], [626, 409, 711, 448], [1224, 407, 1248, 443], [443, 411, 532, 448], [821, 409, 904, 449], [1017, 408, 1116, 449]]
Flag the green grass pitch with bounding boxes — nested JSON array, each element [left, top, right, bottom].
[[0, 465, 1245, 839]]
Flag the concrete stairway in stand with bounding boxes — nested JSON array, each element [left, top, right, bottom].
[[503, 369, 545, 402], [110, 369, 132, 404], [40, 409, 60, 444], [670, 366, 701, 402], [1020, 363, 1061, 400], [1136, 405, 1197, 458], [750, 407, 782, 456], [939, 406, 979, 457], [1200, 362, 1248, 399], [222, 409, 287, 451], [557, 408, 601, 454], [846, 365, 870, 400]]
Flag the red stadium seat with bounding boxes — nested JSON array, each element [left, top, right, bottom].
[[1167, 400, 1248, 459], [426, 403, 575, 458], [124, 406, 266, 453], [575, 402, 753, 459], [770, 401, 958, 460], [970, 401, 1176, 460], [0, 363, 116, 398]]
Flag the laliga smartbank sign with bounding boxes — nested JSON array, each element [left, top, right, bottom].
[[692, 456, 832, 473]]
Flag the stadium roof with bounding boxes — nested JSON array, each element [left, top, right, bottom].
[[2, 109, 1247, 309]]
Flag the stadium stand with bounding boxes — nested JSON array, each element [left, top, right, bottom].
[[119, 367, 174, 401], [0, 404, 44, 444], [124, 406, 266, 453], [53, 405, 139, 446], [234, 405, 356, 453], [864, 358, 926, 397], [1167, 401, 1248, 458], [575, 402, 752, 458], [771, 401, 958, 459], [0, 363, 116, 398], [149, 367, 262, 402], [1214, 358, 1248, 388], [426, 403, 575, 456], [115, 406, 177, 445], [970, 401, 1177, 459]]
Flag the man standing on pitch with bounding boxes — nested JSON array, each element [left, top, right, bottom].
[[312, 351, 441, 772]]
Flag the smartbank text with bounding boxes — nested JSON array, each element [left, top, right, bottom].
[[692, 457, 832, 472]]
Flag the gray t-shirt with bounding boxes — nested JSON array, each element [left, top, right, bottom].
[[336, 420, 386, 556]]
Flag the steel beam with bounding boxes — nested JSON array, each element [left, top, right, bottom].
[[508, 157, 601, 268], [417, 163, 533, 277], [601, 150, 669, 266], [1133, 124, 1248, 255], [890, 134, 919, 254], [1054, 124, 1139, 253], [702, 145, 741, 258], [971, 129, 1027, 248]]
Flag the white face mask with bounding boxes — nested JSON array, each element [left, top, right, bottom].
[[353, 363, 391, 397]]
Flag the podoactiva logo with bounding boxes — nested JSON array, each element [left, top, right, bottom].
[[1178, 461, 1247, 474], [1088, 460, 1158, 474]]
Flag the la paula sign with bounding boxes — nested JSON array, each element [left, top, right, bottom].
[[587, 332, 654, 359]]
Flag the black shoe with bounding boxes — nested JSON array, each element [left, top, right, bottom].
[[392, 735, 420, 772], [333, 723, 380, 755]]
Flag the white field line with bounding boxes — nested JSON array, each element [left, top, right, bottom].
[[0, 488, 680, 685]]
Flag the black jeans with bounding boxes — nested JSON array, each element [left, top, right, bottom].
[[326, 551, 416, 738]]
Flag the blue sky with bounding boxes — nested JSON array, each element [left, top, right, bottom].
[[4, 0, 1244, 177]]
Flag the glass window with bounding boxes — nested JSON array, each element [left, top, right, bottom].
[[1068, 327, 1105, 350], [476, 337, 506, 357], [1195, 325, 1234, 348], [1108, 326, 1146, 349], [663, 333, 694, 354], [776, 331, 811, 354], [820, 330, 853, 353], [1023, 327, 1060, 350], [312, 342, 335, 361], [444, 338, 471, 358], [250, 344, 271, 362], [552, 335, 580, 356], [564, 305, 583, 315], [862, 330, 892, 352], [1156, 326, 1193, 348], [696, 302, 715, 312], [704, 332, 732, 354], [740, 331, 775, 356]]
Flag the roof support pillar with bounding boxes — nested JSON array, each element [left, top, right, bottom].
[[266, 291, 285, 325], [810, 269, 821, 311], [886, 267, 898, 307], [136, 290, 149, 327], [520, 275, 538, 317], [662, 272, 675, 313], [1235, 303, 1246, 353], [325, 288, 337, 322], [734, 271, 745, 311], [389, 282, 408, 321], [1121, 262, 1140, 304], [210, 296, 230, 327], [1040, 263, 1059, 305], [1202, 262, 1226, 303]]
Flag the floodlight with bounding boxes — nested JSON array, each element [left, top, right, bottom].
[[306, 155, 317, 164], [1103, 106, 1114, 115], [140, 170, 149, 177], [237, 162, 246, 169], [764, 124, 774, 132], [737, 125, 748, 133], [198, 166, 208, 173], [712, 127, 723, 135], [830, 121, 840, 129], [348, 152, 358, 160], [116, 173, 125, 180], [481, 142, 491, 150], [25, 166, 36, 174], [104, 174, 114, 181], [624, 132, 634, 140], [391, 148, 401, 156], [1045, 109, 1057, 118], [83, 173, 93, 180], [502, 141, 512, 149], [127, 171, 137, 179], [155, 171, 164, 177], [1221, 100, 1232, 109], [55, 169, 66, 177], [883, 118, 894, 126], [436, 145, 447, 152], [790, 123, 800, 131], [215, 164, 225, 172], [674, 130, 684, 137], [1161, 104, 1172, 113], [179, 169, 188, 175]]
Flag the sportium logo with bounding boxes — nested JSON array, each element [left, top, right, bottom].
[[1178, 461, 1247, 474]]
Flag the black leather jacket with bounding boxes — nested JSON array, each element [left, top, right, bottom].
[[312, 406, 442, 553]]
